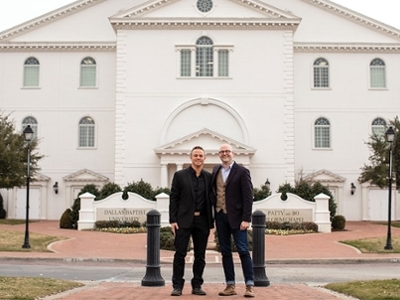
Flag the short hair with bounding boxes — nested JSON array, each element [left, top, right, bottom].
[[190, 146, 205, 156]]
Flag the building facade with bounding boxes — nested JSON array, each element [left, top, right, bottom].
[[0, 0, 399, 221]]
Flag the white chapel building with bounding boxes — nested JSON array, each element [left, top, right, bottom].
[[0, 0, 399, 222]]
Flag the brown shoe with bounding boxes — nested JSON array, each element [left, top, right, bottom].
[[244, 285, 255, 298], [218, 284, 237, 296]]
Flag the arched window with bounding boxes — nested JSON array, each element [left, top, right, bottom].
[[313, 58, 329, 88], [370, 58, 386, 88], [314, 117, 330, 148], [79, 116, 95, 147], [22, 116, 38, 139], [80, 57, 96, 87], [371, 118, 387, 137], [23, 57, 40, 87], [196, 36, 213, 77]]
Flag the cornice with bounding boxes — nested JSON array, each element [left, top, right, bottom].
[[110, 18, 300, 30], [294, 43, 400, 52], [304, 0, 400, 39], [0, 0, 104, 41], [0, 42, 116, 51]]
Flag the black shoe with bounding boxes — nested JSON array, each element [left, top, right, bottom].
[[171, 288, 182, 296], [192, 287, 206, 295]]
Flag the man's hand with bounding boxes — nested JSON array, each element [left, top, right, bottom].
[[171, 222, 179, 235], [240, 221, 250, 231]]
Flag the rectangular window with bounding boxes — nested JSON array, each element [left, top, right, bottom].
[[79, 126, 95, 147], [218, 50, 229, 77], [180, 50, 191, 77], [80, 65, 96, 87], [315, 127, 330, 148], [24, 66, 39, 87], [314, 67, 329, 88], [196, 47, 213, 77], [370, 67, 385, 88]]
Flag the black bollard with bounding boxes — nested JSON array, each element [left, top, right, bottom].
[[141, 209, 165, 286], [252, 210, 270, 286]]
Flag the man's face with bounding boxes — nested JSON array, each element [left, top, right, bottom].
[[218, 145, 234, 165], [190, 149, 206, 168]]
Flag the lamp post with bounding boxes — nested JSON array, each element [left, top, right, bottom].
[[22, 125, 34, 249], [384, 126, 395, 250]]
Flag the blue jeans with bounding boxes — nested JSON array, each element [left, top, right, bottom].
[[215, 211, 254, 286]]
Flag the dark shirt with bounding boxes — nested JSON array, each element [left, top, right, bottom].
[[189, 167, 206, 213]]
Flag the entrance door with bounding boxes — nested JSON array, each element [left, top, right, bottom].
[[16, 188, 40, 219]]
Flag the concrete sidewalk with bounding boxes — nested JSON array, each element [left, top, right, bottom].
[[1, 221, 400, 299]]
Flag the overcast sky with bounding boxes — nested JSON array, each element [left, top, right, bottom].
[[0, 0, 399, 32]]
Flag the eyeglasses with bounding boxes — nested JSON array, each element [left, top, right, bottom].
[[219, 150, 232, 154]]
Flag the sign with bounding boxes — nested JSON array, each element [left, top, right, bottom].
[[97, 208, 150, 223], [261, 209, 313, 223]]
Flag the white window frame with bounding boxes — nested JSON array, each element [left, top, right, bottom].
[[313, 117, 331, 149], [78, 116, 96, 149], [176, 42, 233, 78], [312, 58, 330, 89], [79, 57, 97, 88], [369, 58, 386, 89], [371, 117, 387, 138], [23, 57, 40, 88]]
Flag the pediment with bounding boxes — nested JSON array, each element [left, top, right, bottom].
[[110, 0, 301, 27], [63, 168, 109, 182], [155, 128, 256, 156], [304, 169, 346, 183], [32, 172, 50, 182]]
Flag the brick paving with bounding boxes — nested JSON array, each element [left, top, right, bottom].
[[1, 221, 400, 299]]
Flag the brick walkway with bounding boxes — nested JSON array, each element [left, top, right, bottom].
[[1, 221, 400, 299]]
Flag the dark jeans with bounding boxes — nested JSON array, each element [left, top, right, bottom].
[[172, 215, 210, 289], [215, 211, 254, 286]]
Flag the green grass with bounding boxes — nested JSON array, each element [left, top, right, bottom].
[[341, 236, 400, 253], [0, 219, 26, 225], [0, 229, 65, 252], [325, 279, 400, 300], [0, 276, 83, 300]]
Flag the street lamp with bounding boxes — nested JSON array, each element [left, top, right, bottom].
[[22, 125, 34, 249], [384, 126, 395, 250]]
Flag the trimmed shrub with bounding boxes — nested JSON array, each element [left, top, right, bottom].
[[160, 226, 175, 251], [59, 209, 73, 229], [332, 215, 346, 231], [266, 221, 318, 232], [95, 220, 143, 229]]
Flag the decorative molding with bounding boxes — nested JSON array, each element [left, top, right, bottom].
[[155, 128, 256, 156], [304, 169, 346, 183], [0, 42, 116, 51], [110, 19, 300, 30], [294, 43, 400, 52], [304, 0, 400, 39], [63, 168, 108, 182], [0, 0, 104, 41]]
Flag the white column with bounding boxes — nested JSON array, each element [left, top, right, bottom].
[[77, 192, 96, 230], [160, 163, 168, 188], [314, 193, 331, 233]]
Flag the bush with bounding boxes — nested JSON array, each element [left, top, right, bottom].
[[0, 193, 6, 219], [59, 209, 73, 229], [124, 179, 170, 200], [266, 221, 318, 232], [277, 179, 337, 219], [98, 182, 122, 200], [253, 183, 272, 201], [332, 215, 346, 231], [95, 220, 143, 229], [160, 226, 175, 251]]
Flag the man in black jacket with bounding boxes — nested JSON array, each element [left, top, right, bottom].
[[169, 146, 214, 296]]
